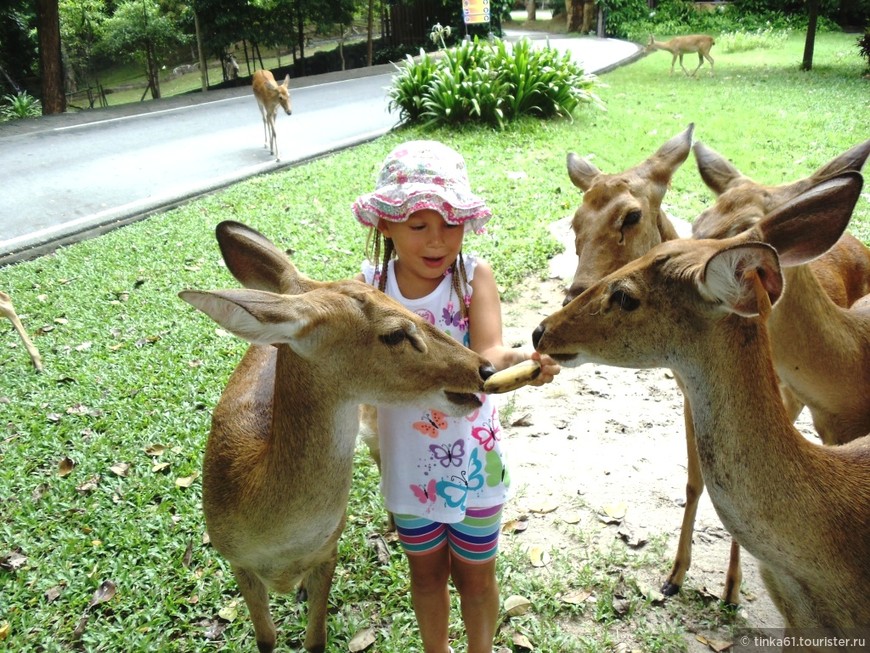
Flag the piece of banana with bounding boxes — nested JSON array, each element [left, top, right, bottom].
[[483, 359, 542, 394]]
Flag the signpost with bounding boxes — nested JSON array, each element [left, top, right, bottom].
[[462, 0, 491, 25]]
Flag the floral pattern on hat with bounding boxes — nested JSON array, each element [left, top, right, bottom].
[[352, 140, 492, 234]]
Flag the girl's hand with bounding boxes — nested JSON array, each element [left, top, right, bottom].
[[529, 351, 560, 386]]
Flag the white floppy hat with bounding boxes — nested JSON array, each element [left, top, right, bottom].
[[352, 140, 492, 234]]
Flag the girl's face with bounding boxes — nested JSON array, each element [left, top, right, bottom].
[[378, 209, 465, 298]]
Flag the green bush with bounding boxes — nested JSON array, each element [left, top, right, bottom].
[[388, 37, 601, 130], [0, 91, 41, 121], [858, 30, 870, 72]]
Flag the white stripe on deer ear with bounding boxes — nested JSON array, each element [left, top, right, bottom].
[[701, 244, 782, 318]]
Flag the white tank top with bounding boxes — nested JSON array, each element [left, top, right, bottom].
[[362, 255, 511, 522]]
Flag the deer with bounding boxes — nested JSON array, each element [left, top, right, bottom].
[[533, 172, 870, 636], [252, 70, 292, 162], [179, 220, 495, 653], [645, 35, 715, 77], [563, 124, 748, 604], [692, 138, 870, 443], [1, 291, 43, 372], [562, 130, 870, 606]]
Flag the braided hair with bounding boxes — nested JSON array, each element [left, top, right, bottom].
[[365, 227, 471, 321]]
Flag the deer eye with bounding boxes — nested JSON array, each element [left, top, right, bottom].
[[380, 329, 406, 346], [610, 289, 640, 312], [623, 210, 642, 227]]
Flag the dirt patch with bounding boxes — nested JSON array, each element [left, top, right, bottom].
[[493, 217, 791, 650]]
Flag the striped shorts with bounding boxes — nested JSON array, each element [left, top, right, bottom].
[[393, 505, 503, 564]]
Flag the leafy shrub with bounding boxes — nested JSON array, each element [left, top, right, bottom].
[[388, 37, 601, 130], [858, 30, 870, 72], [0, 91, 41, 120], [718, 25, 791, 52]]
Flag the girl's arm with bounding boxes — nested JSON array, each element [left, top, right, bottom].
[[468, 259, 560, 385]]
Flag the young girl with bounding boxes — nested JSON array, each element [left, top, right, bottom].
[[352, 140, 560, 653]]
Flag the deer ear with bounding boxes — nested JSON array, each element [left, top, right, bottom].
[[701, 243, 783, 317], [645, 123, 694, 186], [179, 289, 314, 346], [693, 141, 746, 195], [566, 152, 601, 191], [756, 172, 862, 267], [215, 221, 317, 295]]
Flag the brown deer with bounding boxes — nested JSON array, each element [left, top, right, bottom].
[[533, 172, 870, 634], [692, 138, 870, 443], [563, 131, 870, 605], [646, 35, 715, 77], [564, 124, 747, 604], [252, 70, 292, 162], [179, 221, 495, 653], [1, 291, 43, 372]]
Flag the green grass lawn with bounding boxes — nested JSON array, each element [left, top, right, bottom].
[[0, 30, 867, 652]]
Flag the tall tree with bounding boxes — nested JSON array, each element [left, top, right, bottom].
[[35, 0, 66, 114], [801, 0, 819, 70]]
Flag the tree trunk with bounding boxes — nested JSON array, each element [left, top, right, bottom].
[[527, 0, 537, 21], [366, 0, 374, 67], [35, 0, 66, 115], [581, 0, 595, 32], [801, 0, 819, 71], [565, 0, 583, 32]]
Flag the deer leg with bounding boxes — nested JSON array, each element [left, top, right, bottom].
[[301, 547, 340, 653], [662, 393, 702, 595], [706, 53, 715, 76], [690, 53, 704, 77], [0, 292, 43, 372], [232, 566, 277, 653], [670, 54, 677, 75], [680, 54, 692, 76], [722, 538, 742, 605]]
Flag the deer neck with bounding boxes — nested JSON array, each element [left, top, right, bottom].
[[267, 346, 359, 472], [767, 265, 864, 409], [676, 316, 822, 543]]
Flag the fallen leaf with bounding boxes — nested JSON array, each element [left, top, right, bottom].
[[182, 540, 193, 568], [58, 457, 75, 477], [597, 502, 627, 524], [504, 595, 532, 617], [215, 328, 232, 338], [202, 618, 226, 640], [501, 518, 528, 534], [560, 511, 582, 525], [218, 602, 238, 622], [109, 463, 130, 477], [512, 632, 534, 650], [529, 499, 558, 514], [45, 586, 62, 602], [617, 527, 648, 549], [365, 533, 391, 565], [152, 462, 170, 473], [75, 342, 92, 352], [637, 583, 666, 604], [510, 413, 533, 427], [561, 589, 592, 605], [695, 634, 733, 652], [175, 473, 199, 488], [0, 551, 27, 571], [144, 444, 166, 456], [348, 627, 376, 651], [88, 580, 117, 608], [527, 546, 549, 568], [0, 621, 8, 640]]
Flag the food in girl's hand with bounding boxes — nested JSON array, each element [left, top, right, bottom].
[[484, 360, 542, 394]]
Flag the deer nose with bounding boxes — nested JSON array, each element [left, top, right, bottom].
[[532, 324, 545, 349], [563, 284, 586, 306], [479, 363, 497, 380]]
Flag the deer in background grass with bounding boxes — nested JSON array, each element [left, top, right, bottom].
[[252, 70, 292, 162], [179, 221, 494, 653], [646, 35, 715, 76], [1, 291, 43, 371], [534, 172, 870, 635]]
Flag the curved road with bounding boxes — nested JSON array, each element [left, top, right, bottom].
[[0, 65, 399, 265], [0, 35, 640, 267]]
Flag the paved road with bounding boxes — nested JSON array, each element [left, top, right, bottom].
[[0, 35, 640, 267]]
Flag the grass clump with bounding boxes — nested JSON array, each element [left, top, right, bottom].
[[388, 36, 600, 130], [718, 26, 791, 53]]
